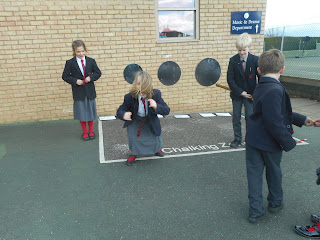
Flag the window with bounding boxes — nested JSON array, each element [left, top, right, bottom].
[[155, 0, 199, 43]]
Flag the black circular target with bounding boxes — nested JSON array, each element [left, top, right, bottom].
[[123, 64, 143, 84], [195, 58, 221, 86], [158, 61, 181, 86]]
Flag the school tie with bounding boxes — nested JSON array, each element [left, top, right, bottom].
[[137, 98, 147, 138], [81, 59, 86, 84], [241, 59, 246, 77]]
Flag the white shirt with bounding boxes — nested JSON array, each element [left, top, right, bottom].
[[137, 95, 148, 117], [76, 56, 86, 76]]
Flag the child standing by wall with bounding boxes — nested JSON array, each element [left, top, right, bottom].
[[117, 71, 170, 166], [227, 33, 260, 148], [62, 40, 102, 141], [245, 49, 313, 223]]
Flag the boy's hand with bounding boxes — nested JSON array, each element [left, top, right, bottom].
[[241, 91, 253, 99], [314, 119, 320, 127], [148, 99, 157, 110], [305, 118, 314, 126], [123, 112, 132, 121]]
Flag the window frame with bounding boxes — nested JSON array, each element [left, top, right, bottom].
[[155, 0, 200, 43]]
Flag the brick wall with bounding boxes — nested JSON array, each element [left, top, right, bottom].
[[0, 0, 266, 124]]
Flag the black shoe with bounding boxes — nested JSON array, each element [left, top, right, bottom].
[[248, 212, 266, 223], [82, 133, 89, 141], [295, 225, 320, 239], [126, 160, 136, 166], [89, 132, 95, 140], [311, 215, 320, 223], [126, 154, 137, 166], [268, 203, 284, 213], [155, 150, 165, 157], [230, 140, 241, 148]]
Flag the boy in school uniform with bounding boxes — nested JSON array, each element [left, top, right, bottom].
[[245, 49, 314, 223], [227, 33, 260, 148]]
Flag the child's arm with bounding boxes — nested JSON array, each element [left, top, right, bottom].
[[149, 90, 170, 116], [227, 59, 244, 96], [88, 59, 102, 82], [292, 112, 307, 127], [62, 60, 78, 86], [117, 94, 132, 121]]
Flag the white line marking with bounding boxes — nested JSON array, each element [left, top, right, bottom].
[[215, 112, 232, 116], [98, 119, 106, 163], [100, 148, 246, 163], [174, 115, 190, 119]]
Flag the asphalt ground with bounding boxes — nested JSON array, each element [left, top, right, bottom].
[[0, 98, 320, 240]]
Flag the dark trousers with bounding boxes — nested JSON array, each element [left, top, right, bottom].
[[246, 144, 283, 216], [232, 98, 253, 142]]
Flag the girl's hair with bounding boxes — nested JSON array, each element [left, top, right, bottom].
[[130, 71, 154, 99], [236, 32, 252, 49], [72, 40, 87, 57]]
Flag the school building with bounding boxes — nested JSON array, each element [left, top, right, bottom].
[[0, 0, 267, 124]]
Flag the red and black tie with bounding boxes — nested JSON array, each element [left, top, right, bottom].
[[81, 59, 86, 84], [137, 98, 147, 138], [241, 59, 246, 77]]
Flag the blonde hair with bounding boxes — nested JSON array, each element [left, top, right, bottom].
[[258, 49, 285, 75], [130, 71, 154, 99], [72, 40, 87, 57], [236, 33, 252, 49]]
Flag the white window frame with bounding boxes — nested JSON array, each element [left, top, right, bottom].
[[155, 0, 200, 43]]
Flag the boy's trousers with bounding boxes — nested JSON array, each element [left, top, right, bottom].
[[232, 98, 253, 142], [246, 144, 283, 216]]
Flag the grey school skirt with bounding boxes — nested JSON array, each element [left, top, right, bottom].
[[73, 97, 97, 122], [127, 116, 162, 156]]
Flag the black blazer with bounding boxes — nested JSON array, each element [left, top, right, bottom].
[[117, 89, 170, 136], [227, 52, 260, 99], [245, 76, 306, 152], [62, 56, 101, 101]]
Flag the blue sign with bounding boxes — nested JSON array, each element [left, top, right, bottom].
[[231, 11, 262, 34]]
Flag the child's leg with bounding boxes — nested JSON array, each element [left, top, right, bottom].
[[232, 98, 243, 142], [243, 98, 253, 130], [246, 144, 266, 217], [264, 151, 283, 208], [88, 121, 95, 138], [80, 121, 89, 140], [80, 121, 88, 133]]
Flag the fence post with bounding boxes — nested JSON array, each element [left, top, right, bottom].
[[280, 26, 285, 51]]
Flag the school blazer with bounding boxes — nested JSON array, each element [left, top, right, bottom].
[[227, 52, 260, 100], [62, 57, 101, 101], [245, 76, 306, 152], [117, 89, 170, 136]]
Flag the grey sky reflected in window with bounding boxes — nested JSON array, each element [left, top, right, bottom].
[[158, 0, 195, 8], [159, 11, 194, 37]]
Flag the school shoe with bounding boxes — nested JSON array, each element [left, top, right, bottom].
[[126, 154, 137, 166], [295, 223, 320, 239], [248, 212, 266, 223], [311, 215, 320, 223], [230, 140, 241, 148], [267, 203, 284, 213], [155, 150, 165, 157], [89, 132, 95, 140], [82, 133, 89, 141]]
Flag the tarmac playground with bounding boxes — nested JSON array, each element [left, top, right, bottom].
[[0, 98, 320, 239]]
